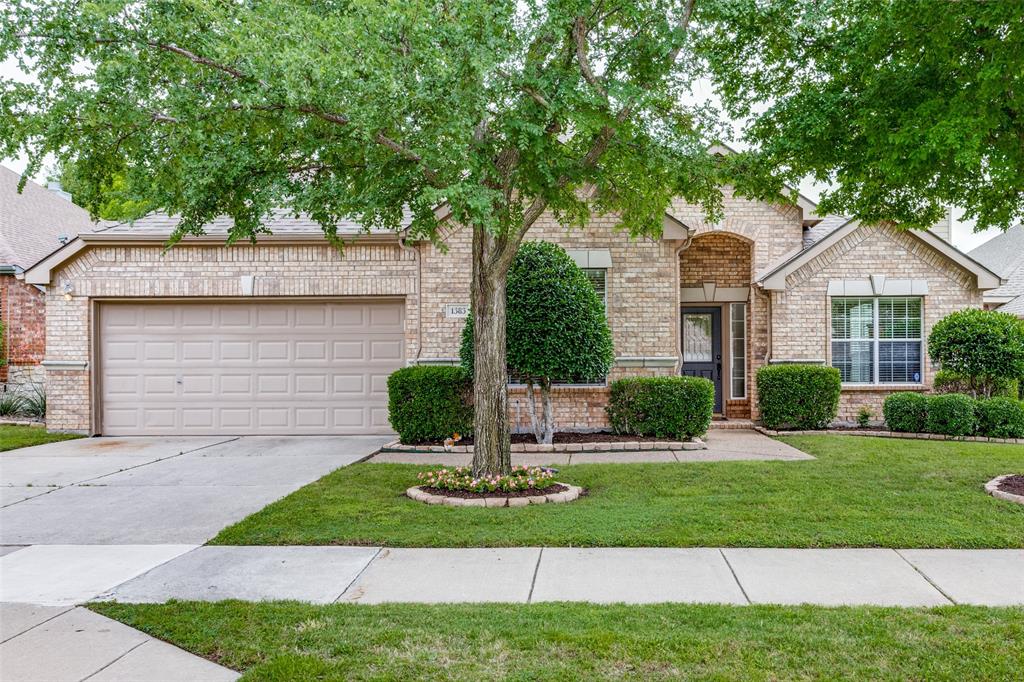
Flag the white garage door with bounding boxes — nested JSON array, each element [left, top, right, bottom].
[[98, 301, 404, 435]]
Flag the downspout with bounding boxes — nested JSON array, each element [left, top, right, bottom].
[[398, 231, 422, 366]]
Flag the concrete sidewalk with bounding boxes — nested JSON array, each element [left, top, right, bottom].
[[3, 544, 1018, 608], [0, 605, 238, 681], [371, 429, 814, 465]]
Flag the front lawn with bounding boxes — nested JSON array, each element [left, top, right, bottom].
[[90, 601, 1024, 681], [0, 425, 82, 452], [211, 435, 1024, 548]]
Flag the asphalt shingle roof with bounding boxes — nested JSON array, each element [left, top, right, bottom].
[[968, 225, 1024, 301], [97, 209, 411, 237], [0, 165, 94, 270]]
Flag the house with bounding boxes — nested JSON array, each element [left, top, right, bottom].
[[968, 225, 1024, 317], [24, 188, 1001, 435], [0, 165, 92, 389]]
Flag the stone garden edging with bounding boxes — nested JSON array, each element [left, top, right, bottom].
[[985, 475, 1024, 506], [753, 426, 1024, 446], [383, 437, 706, 454], [0, 418, 45, 428], [406, 483, 583, 507]]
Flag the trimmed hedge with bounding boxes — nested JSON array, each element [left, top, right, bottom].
[[607, 376, 714, 439], [883, 392, 929, 433], [976, 397, 1024, 439], [756, 364, 841, 430], [924, 393, 978, 437], [387, 366, 473, 443]]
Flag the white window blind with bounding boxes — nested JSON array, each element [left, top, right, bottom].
[[831, 297, 922, 384]]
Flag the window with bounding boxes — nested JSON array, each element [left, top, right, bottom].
[[831, 297, 922, 384], [582, 268, 607, 311], [730, 303, 746, 398]]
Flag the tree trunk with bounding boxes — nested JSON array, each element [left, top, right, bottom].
[[540, 377, 554, 445], [525, 378, 544, 444], [470, 228, 513, 477]]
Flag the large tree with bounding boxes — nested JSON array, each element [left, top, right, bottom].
[[2, 0, 1021, 476]]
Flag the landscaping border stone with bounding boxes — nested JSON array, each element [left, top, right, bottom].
[[753, 426, 1024, 446], [985, 475, 1024, 506], [406, 483, 583, 507], [0, 418, 45, 428], [383, 438, 706, 454]]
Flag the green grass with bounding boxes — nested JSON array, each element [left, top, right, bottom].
[[89, 601, 1024, 681], [0, 425, 82, 452], [210, 435, 1024, 548]]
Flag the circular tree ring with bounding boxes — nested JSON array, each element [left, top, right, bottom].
[[985, 475, 1024, 506], [407, 484, 583, 507]]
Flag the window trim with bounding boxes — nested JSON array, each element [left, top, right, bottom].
[[831, 296, 924, 387], [729, 302, 747, 399]]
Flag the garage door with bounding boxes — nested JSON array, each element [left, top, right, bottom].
[[98, 301, 405, 435]]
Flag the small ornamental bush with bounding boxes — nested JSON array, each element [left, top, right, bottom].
[[928, 309, 1024, 398], [607, 376, 714, 439], [856, 406, 873, 428], [756, 364, 841, 430], [417, 466, 556, 493], [387, 366, 473, 444], [975, 397, 1024, 439], [934, 369, 1019, 399], [924, 393, 978, 437], [883, 392, 929, 432]]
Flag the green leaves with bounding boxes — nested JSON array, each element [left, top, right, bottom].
[[928, 309, 1024, 388], [460, 241, 614, 383]]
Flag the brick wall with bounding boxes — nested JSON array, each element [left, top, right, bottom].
[[772, 224, 983, 420], [0, 275, 46, 385]]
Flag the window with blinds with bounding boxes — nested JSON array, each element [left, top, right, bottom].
[[831, 297, 922, 384], [582, 268, 607, 311]]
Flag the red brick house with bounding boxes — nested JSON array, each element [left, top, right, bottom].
[[0, 165, 92, 389]]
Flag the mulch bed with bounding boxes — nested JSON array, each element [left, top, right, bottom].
[[420, 483, 568, 499], [997, 475, 1024, 497], [413, 432, 675, 446]]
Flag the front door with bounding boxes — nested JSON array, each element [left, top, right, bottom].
[[681, 307, 722, 413]]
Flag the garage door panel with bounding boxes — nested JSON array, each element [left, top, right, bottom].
[[100, 301, 404, 435]]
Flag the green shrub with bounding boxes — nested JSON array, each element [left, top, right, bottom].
[[22, 384, 45, 419], [461, 241, 614, 443], [883, 392, 929, 432], [934, 369, 1019, 399], [755, 364, 841, 430], [928, 309, 1024, 398], [975, 397, 1024, 439], [856, 406, 873, 428], [0, 391, 26, 416], [925, 393, 978, 437], [387, 365, 473, 444], [607, 376, 714, 439]]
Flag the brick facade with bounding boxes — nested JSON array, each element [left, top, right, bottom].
[[0, 275, 46, 386], [37, 197, 986, 433], [771, 224, 983, 421]]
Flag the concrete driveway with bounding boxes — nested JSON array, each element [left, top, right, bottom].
[[0, 435, 389, 545]]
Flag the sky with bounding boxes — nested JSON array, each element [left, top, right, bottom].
[[0, 59, 1004, 253]]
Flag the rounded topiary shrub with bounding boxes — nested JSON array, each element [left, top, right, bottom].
[[387, 365, 473, 444], [755, 364, 841, 430], [607, 376, 714, 439], [975, 397, 1024, 439], [883, 392, 929, 433], [924, 393, 978, 437], [928, 309, 1024, 398]]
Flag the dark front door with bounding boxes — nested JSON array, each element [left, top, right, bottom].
[[681, 307, 723, 412]]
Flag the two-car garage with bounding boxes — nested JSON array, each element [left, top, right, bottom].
[[96, 300, 406, 435]]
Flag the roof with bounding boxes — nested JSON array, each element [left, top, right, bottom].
[[802, 214, 849, 248], [0, 165, 94, 271], [968, 225, 1024, 305], [758, 218, 1003, 291], [95, 208, 411, 237]]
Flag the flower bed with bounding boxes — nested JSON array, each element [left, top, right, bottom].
[[407, 466, 582, 507], [986, 474, 1024, 506]]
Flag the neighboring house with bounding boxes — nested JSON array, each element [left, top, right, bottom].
[[968, 225, 1024, 317], [25, 189, 1001, 435], [0, 165, 92, 388]]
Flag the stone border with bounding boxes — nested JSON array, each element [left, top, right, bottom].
[[384, 438, 706, 454], [406, 483, 583, 507], [0, 418, 45, 428], [985, 475, 1024, 506], [754, 426, 1024, 446]]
